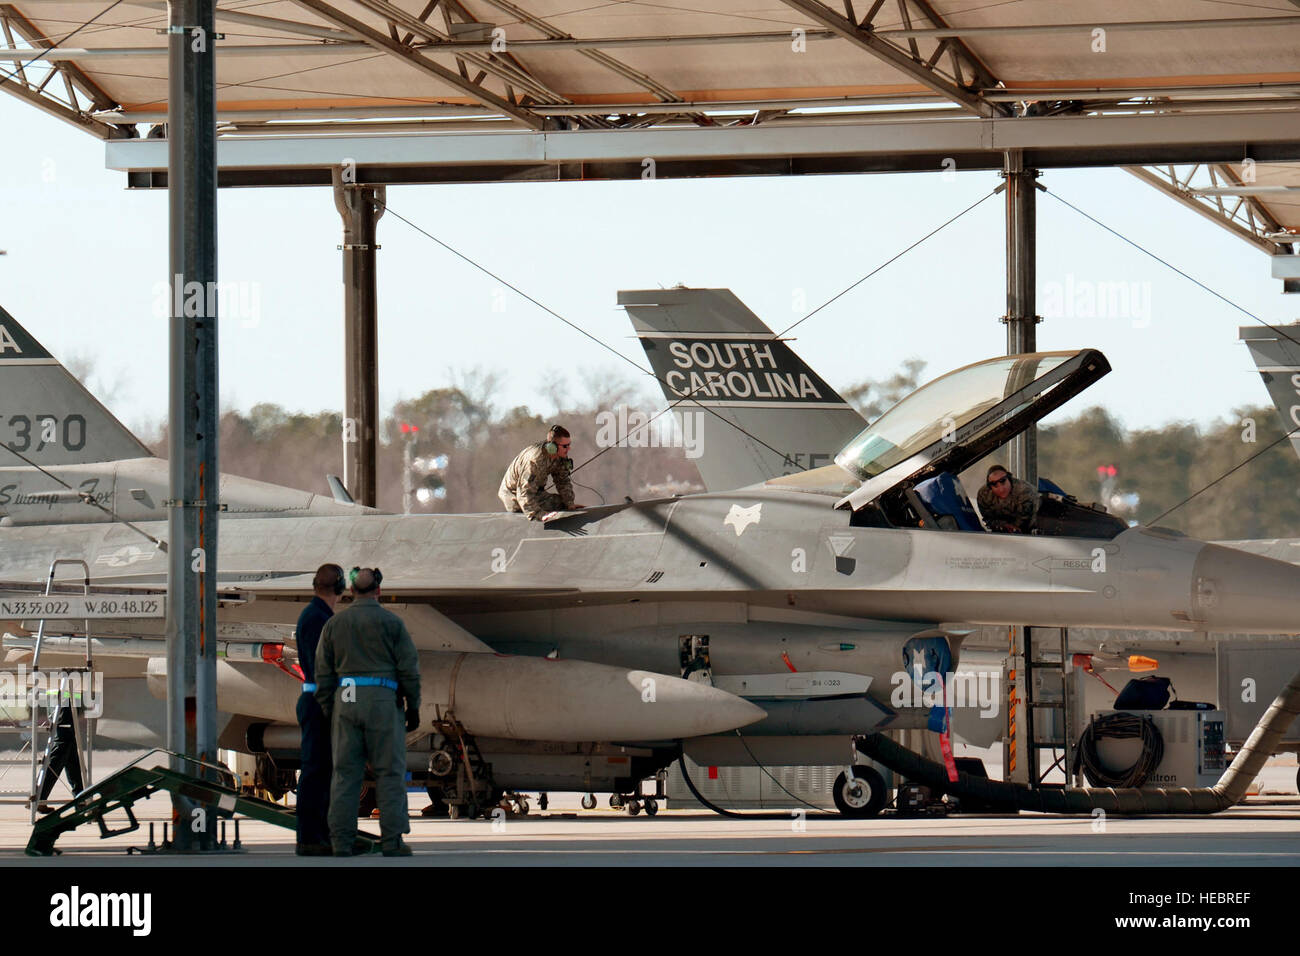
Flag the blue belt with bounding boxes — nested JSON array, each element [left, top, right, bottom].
[[302, 683, 317, 693], [341, 676, 398, 690]]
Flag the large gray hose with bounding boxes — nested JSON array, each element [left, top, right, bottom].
[[856, 667, 1300, 815]]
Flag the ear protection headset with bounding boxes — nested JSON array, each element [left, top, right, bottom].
[[348, 566, 384, 591], [544, 425, 562, 456], [314, 563, 346, 595]]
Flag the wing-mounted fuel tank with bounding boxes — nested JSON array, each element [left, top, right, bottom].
[[420, 653, 763, 741], [475, 611, 983, 737], [147, 641, 766, 745]]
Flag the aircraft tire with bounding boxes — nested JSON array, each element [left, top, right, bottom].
[[833, 766, 886, 818]]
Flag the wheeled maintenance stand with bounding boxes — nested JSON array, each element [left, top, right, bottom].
[[26, 748, 382, 857]]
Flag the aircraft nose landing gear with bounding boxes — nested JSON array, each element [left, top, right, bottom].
[[833, 765, 886, 818]]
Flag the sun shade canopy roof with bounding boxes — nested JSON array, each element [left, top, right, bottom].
[[1, 1, 1298, 245]]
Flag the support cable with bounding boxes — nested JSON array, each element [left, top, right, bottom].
[[0, 441, 167, 551], [1043, 186, 1300, 354], [376, 188, 995, 476], [0, 0, 125, 86], [1042, 186, 1300, 523]]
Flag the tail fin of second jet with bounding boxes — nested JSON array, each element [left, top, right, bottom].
[[0, 305, 154, 467], [1240, 323, 1300, 461], [621, 288, 866, 491]]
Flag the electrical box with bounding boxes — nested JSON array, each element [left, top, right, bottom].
[[1092, 709, 1225, 789]]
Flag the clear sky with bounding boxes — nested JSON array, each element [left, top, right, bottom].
[[1, 91, 1294, 440]]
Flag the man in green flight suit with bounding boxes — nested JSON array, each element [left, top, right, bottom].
[[314, 567, 422, 857]]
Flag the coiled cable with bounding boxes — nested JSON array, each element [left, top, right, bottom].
[[1072, 712, 1164, 788]]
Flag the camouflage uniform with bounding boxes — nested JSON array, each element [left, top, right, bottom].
[[976, 476, 1039, 533], [498, 441, 575, 518], [315, 597, 421, 855]]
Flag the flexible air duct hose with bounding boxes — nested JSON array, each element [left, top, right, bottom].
[[855, 667, 1300, 815]]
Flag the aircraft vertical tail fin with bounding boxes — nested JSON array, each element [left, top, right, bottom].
[[620, 288, 866, 491], [0, 306, 154, 466], [1240, 323, 1300, 461]]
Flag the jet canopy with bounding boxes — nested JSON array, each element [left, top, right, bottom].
[[835, 349, 1109, 511]]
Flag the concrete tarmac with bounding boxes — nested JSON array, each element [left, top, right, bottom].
[[3, 793, 1297, 866], [4, 748, 1296, 866]]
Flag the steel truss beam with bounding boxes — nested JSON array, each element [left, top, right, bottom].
[[778, 0, 1008, 117], [1126, 165, 1297, 254], [345, 0, 573, 111], [0, 4, 128, 138], [288, 0, 547, 129], [478, 0, 687, 114]]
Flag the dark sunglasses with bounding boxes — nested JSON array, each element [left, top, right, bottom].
[[988, 476, 1010, 487]]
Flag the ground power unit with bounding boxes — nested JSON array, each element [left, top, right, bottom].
[[1091, 709, 1226, 789]]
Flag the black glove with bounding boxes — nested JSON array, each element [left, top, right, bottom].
[[405, 706, 420, 733]]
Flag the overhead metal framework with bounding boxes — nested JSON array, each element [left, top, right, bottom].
[[3, 0, 1298, 249], [1125, 163, 1297, 255]]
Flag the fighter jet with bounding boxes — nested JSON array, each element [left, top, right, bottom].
[[5, 305, 1300, 819], [0, 305, 368, 526], [626, 291, 1300, 768]]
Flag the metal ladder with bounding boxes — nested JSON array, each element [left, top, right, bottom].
[[1023, 626, 1079, 788], [0, 559, 97, 821]]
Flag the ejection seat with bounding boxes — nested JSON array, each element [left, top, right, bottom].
[[913, 473, 984, 532]]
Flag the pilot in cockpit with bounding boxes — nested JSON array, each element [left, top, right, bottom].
[[976, 464, 1038, 534]]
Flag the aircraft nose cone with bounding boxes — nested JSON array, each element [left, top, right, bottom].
[[1192, 543, 1300, 633]]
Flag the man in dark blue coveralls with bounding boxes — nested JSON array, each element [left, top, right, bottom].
[[295, 563, 344, 856]]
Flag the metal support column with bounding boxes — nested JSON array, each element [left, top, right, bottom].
[[165, 0, 219, 851], [1002, 149, 1041, 488], [332, 173, 385, 508]]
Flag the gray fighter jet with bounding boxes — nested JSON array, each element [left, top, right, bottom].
[[5, 306, 1299, 818]]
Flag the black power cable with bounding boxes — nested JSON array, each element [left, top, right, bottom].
[[674, 753, 837, 820], [1073, 712, 1164, 789]]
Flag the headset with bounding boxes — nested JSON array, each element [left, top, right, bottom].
[[543, 424, 563, 456], [544, 425, 574, 469], [348, 566, 384, 592], [314, 563, 346, 596]]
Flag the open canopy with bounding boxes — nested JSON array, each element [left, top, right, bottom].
[[835, 349, 1110, 511]]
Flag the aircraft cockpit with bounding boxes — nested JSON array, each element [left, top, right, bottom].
[[765, 348, 1129, 540]]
